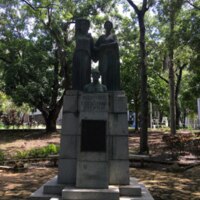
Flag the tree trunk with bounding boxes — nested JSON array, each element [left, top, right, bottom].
[[138, 13, 149, 154], [175, 64, 186, 129], [168, 5, 176, 135], [45, 116, 57, 133], [126, 0, 149, 153], [183, 109, 187, 128], [169, 54, 176, 134], [176, 101, 180, 129], [41, 97, 64, 133], [159, 111, 163, 124], [134, 99, 139, 131]]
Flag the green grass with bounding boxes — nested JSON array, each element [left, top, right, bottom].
[[0, 124, 61, 130], [15, 144, 60, 159]]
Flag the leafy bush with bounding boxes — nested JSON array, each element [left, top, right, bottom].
[[28, 147, 48, 158], [15, 150, 29, 159], [15, 144, 60, 159], [46, 144, 59, 155]]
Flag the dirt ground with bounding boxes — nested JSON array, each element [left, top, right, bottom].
[[0, 131, 60, 158], [0, 167, 58, 200], [0, 131, 200, 200]]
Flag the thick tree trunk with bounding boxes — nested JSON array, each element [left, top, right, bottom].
[[40, 96, 64, 133], [175, 64, 186, 129], [169, 59, 176, 134], [45, 116, 57, 133], [138, 13, 149, 154], [168, 6, 176, 135], [42, 110, 59, 133], [183, 109, 187, 128], [126, 0, 149, 153]]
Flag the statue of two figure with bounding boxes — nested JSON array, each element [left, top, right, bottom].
[[72, 19, 120, 91]]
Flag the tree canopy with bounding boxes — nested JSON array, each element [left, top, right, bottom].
[[0, 0, 199, 134]]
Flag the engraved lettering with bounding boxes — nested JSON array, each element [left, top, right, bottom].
[[80, 95, 108, 112]]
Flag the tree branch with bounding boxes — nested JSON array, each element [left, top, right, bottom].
[[21, 0, 54, 11], [147, 0, 155, 10], [153, 70, 169, 84], [142, 0, 148, 11], [185, 0, 200, 10], [175, 63, 187, 98], [126, 0, 140, 14], [21, 0, 36, 10], [0, 56, 12, 64]]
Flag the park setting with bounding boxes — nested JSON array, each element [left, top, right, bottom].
[[0, 0, 200, 199]]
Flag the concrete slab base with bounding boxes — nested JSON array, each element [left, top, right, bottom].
[[62, 187, 119, 200], [120, 185, 154, 200], [29, 177, 154, 200], [43, 176, 66, 195], [29, 183, 60, 200]]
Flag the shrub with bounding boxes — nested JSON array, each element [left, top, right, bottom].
[[15, 150, 29, 159], [46, 144, 59, 155], [15, 144, 60, 159]]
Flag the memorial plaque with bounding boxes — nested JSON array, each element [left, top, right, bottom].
[[81, 120, 106, 152], [80, 94, 108, 112]]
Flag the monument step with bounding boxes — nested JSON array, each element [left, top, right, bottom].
[[120, 197, 152, 200], [29, 184, 60, 200], [119, 185, 142, 197], [43, 176, 66, 195], [62, 187, 119, 200]]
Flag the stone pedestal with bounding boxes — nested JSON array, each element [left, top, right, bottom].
[[58, 91, 129, 187], [29, 90, 154, 200]]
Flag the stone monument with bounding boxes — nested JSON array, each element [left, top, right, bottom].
[[29, 19, 154, 200]]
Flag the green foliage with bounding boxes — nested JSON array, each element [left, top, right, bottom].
[[0, 0, 199, 132], [0, 0, 117, 132], [15, 144, 60, 159], [119, 16, 140, 106], [15, 150, 29, 159]]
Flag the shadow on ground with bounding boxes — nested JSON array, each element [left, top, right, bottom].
[[130, 167, 200, 200], [0, 167, 58, 200]]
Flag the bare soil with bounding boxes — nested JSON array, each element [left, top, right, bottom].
[[0, 130, 200, 200], [0, 131, 60, 158]]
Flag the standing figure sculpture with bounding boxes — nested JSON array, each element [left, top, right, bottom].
[[72, 19, 94, 90], [95, 21, 120, 91]]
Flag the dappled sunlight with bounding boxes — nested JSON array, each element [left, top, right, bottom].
[[1, 131, 200, 199], [130, 167, 200, 199], [0, 168, 58, 199], [192, 192, 200, 198], [0, 132, 60, 158]]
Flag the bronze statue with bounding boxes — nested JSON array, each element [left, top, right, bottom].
[[72, 19, 94, 90], [95, 21, 120, 91], [84, 68, 107, 93]]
